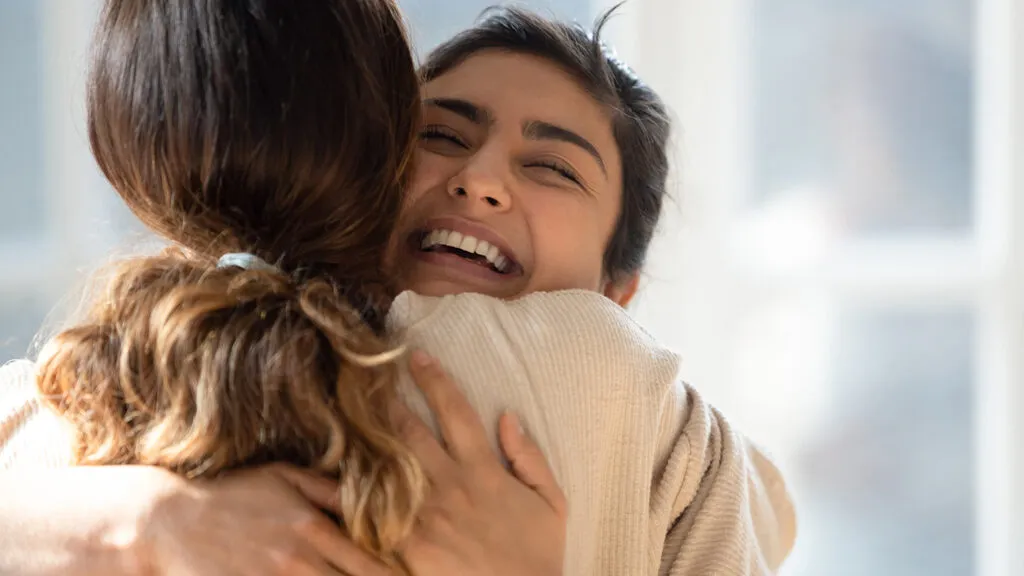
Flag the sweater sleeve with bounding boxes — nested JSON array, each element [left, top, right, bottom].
[[391, 290, 797, 576], [651, 384, 797, 575], [0, 359, 74, 469]]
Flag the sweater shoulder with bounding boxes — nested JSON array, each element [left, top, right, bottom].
[[0, 358, 74, 469], [389, 290, 683, 397], [0, 359, 39, 417]]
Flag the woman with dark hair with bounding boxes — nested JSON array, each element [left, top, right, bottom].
[[0, 4, 795, 576]]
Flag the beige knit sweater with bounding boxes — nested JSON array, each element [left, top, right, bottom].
[[0, 290, 796, 575]]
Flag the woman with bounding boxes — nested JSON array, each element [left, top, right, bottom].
[[0, 1, 564, 575], [1, 3, 793, 576]]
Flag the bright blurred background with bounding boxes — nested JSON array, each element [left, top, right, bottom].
[[1, 1, 1021, 574]]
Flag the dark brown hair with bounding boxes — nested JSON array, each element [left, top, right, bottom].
[[422, 5, 671, 283], [36, 0, 423, 563]]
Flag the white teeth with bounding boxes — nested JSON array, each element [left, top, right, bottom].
[[419, 228, 513, 272], [459, 235, 478, 253]]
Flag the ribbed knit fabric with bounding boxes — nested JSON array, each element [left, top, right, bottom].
[[0, 360, 73, 470], [0, 289, 796, 575]]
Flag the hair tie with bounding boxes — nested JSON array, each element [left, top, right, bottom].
[[216, 252, 280, 273]]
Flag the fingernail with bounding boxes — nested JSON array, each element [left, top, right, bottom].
[[410, 349, 434, 368]]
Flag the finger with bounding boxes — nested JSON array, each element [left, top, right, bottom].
[[287, 558, 346, 576], [390, 401, 453, 480], [498, 412, 567, 516], [268, 463, 343, 512], [408, 350, 491, 462], [264, 534, 346, 576], [297, 517, 395, 576], [396, 522, 443, 571]]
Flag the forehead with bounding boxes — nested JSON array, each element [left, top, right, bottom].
[[422, 51, 620, 164]]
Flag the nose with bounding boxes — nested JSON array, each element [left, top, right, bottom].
[[446, 155, 512, 212]]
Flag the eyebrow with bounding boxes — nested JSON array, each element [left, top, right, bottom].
[[425, 97, 607, 177], [523, 120, 607, 176], [424, 98, 491, 125]]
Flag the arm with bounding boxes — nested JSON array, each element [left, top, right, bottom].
[[0, 466, 173, 576], [393, 351, 567, 576], [0, 464, 394, 576], [0, 360, 389, 576], [653, 389, 797, 576], [0, 343, 564, 576], [0, 360, 140, 575]]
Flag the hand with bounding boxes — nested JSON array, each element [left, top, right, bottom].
[[138, 463, 393, 576], [393, 350, 567, 576]]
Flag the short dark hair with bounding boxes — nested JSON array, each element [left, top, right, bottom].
[[421, 5, 671, 283]]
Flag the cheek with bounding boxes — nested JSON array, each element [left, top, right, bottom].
[[405, 151, 453, 205], [526, 196, 608, 290]]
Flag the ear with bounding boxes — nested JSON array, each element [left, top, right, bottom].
[[602, 273, 640, 307]]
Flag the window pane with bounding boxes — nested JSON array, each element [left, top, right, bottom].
[[782, 306, 974, 575], [398, 0, 594, 55], [751, 0, 974, 234], [0, 0, 46, 242]]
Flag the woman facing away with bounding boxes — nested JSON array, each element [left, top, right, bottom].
[[2, 1, 560, 574], [0, 2, 796, 576]]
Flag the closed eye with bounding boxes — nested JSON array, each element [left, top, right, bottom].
[[419, 125, 469, 149], [527, 160, 583, 187]]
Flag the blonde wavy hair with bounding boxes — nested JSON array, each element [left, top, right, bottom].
[[35, 0, 424, 566]]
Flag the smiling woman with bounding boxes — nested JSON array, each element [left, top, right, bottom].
[[385, 11, 673, 307], [386, 50, 624, 300]]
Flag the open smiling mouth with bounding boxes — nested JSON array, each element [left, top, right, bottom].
[[411, 229, 521, 276]]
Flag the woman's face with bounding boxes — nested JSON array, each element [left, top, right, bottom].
[[385, 50, 627, 301]]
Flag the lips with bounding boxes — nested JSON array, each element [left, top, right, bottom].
[[405, 216, 524, 279], [418, 228, 512, 273]]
